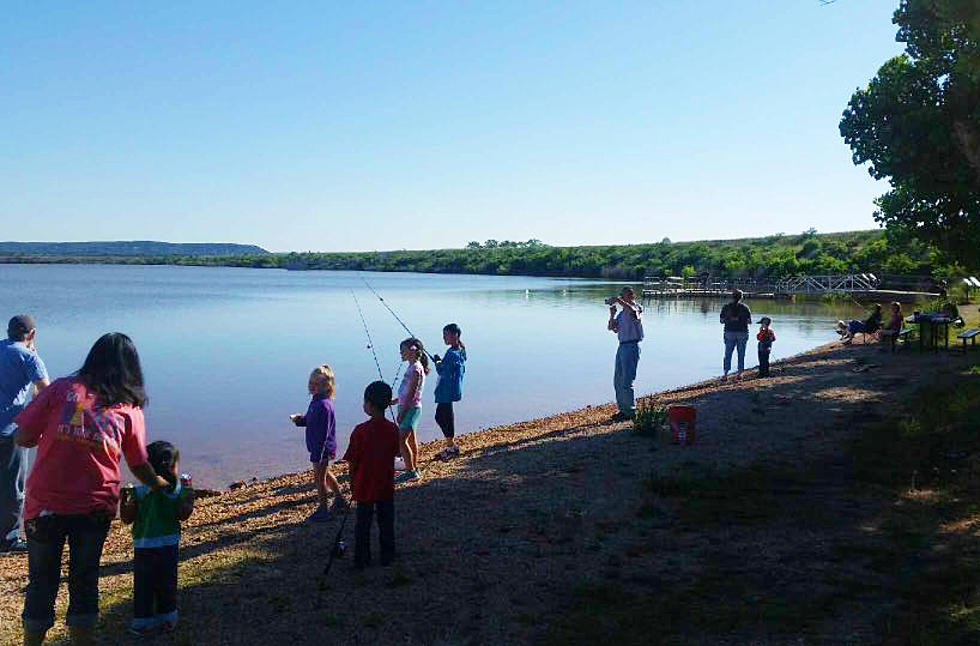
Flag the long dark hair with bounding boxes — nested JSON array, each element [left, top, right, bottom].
[[77, 332, 148, 407]]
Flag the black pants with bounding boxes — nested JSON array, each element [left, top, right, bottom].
[[435, 402, 455, 439], [23, 512, 111, 633], [758, 347, 771, 377], [133, 546, 179, 628], [354, 500, 394, 567]]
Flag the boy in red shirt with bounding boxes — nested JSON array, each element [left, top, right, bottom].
[[343, 381, 400, 569]]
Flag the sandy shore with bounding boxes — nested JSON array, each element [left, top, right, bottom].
[[1, 337, 977, 645]]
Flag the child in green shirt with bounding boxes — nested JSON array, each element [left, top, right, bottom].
[[120, 440, 195, 636]]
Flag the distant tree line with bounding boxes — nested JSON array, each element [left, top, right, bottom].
[[3, 230, 955, 280]]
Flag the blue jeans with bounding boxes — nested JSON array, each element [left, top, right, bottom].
[[614, 342, 641, 414], [723, 331, 749, 374], [23, 512, 111, 633], [0, 434, 28, 544]]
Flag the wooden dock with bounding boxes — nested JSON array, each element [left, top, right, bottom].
[[642, 274, 943, 301]]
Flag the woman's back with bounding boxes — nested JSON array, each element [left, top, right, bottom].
[[16, 377, 148, 518]]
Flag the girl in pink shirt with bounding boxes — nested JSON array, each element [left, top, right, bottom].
[[15, 332, 169, 646], [391, 337, 429, 483]]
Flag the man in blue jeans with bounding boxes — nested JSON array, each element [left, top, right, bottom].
[[0, 314, 48, 554], [607, 287, 643, 421], [720, 289, 752, 382]]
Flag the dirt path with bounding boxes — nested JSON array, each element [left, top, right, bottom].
[[1, 340, 976, 645]]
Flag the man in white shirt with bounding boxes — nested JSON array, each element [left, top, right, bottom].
[[607, 287, 643, 421]]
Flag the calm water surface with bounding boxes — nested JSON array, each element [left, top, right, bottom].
[[1, 264, 861, 486]]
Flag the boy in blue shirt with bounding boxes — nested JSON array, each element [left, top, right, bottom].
[[433, 323, 466, 460]]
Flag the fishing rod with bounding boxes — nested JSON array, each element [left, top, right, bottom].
[[322, 503, 352, 576], [359, 275, 436, 362], [317, 291, 400, 589], [350, 289, 398, 423]]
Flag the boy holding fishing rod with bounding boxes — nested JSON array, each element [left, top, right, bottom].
[[344, 381, 400, 569]]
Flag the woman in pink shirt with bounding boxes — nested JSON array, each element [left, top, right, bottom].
[[14, 333, 168, 646]]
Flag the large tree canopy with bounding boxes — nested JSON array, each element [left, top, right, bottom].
[[840, 0, 980, 269]]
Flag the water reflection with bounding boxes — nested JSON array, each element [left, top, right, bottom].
[[1, 265, 860, 486]]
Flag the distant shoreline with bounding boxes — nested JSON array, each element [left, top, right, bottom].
[[0, 229, 933, 283]]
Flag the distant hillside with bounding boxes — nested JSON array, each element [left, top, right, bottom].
[[0, 231, 959, 278], [0, 241, 268, 257]]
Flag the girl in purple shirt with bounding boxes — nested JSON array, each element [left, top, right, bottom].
[[290, 365, 346, 522]]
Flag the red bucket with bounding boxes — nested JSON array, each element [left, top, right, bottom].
[[668, 405, 696, 445]]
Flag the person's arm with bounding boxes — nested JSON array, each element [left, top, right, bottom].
[[26, 353, 48, 394], [177, 489, 195, 521], [131, 462, 170, 492], [434, 356, 448, 376], [120, 409, 167, 490], [13, 380, 58, 448], [401, 370, 421, 417], [618, 299, 641, 319], [608, 306, 619, 332], [342, 430, 360, 497], [291, 414, 307, 427], [719, 304, 729, 325]]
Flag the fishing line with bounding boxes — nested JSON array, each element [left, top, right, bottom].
[[350, 288, 399, 424], [351, 288, 385, 382], [359, 274, 436, 361]]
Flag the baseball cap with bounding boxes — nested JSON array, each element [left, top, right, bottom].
[[7, 314, 36, 339]]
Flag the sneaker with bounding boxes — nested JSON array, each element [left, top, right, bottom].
[[437, 446, 461, 461], [394, 470, 412, 484], [0, 538, 28, 554], [610, 411, 634, 422], [405, 469, 422, 482], [307, 505, 332, 523]]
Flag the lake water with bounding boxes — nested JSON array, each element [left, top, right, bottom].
[[1, 264, 860, 486]]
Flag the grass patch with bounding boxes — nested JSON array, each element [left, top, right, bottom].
[[546, 368, 980, 645], [850, 375, 980, 644], [642, 463, 812, 526]]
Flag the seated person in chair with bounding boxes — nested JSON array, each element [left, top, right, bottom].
[[837, 303, 883, 344]]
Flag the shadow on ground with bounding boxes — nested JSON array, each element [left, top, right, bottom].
[[19, 344, 980, 645]]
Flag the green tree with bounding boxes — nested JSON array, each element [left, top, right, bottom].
[[840, 0, 980, 269]]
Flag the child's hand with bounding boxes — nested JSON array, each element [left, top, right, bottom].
[[432, 354, 441, 363], [290, 414, 303, 426]]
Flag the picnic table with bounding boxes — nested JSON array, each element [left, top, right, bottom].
[[905, 313, 952, 351]]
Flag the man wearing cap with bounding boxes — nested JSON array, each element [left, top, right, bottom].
[[607, 287, 643, 421], [1, 315, 49, 553]]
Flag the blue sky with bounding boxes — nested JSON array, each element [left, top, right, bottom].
[[0, 2, 903, 252]]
